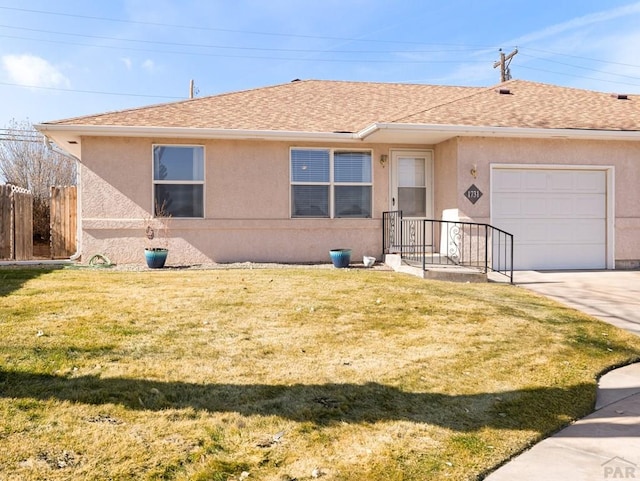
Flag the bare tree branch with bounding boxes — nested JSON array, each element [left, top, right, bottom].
[[0, 119, 77, 240]]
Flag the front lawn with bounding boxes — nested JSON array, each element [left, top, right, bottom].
[[1, 267, 639, 480]]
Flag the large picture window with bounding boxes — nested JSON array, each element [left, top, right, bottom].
[[153, 145, 204, 218], [291, 148, 372, 218]]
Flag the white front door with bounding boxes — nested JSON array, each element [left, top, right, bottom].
[[390, 150, 433, 218]]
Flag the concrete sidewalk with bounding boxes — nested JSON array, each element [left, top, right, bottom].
[[486, 364, 640, 480], [486, 271, 640, 480]]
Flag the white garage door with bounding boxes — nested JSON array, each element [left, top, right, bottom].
[[492, 168, 607, 270]]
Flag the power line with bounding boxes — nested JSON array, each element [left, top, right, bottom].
[[0, 131, 44, 143], [523, 46, 640, 70], [0, 24, 491, 55], [0, 34, 491, 64], [4, 5, 639, 74], [0, 138, 43, 143], [0, 81, 183, 99], [0, 129, 40, 135], [2, 6, 639, 94], [0, 5, 499, 48], [0, 130, 41, 141], [517, 65, 640, 88], [519, 53, 640, 81]]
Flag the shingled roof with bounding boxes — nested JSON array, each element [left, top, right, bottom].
[[44, 80, 481, 133], [42, 79, 639, 134], [399, 80, 640, 131]]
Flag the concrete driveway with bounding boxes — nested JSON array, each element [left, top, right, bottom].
[[486, 269, 640, 481], [514, 270, 640, 335]]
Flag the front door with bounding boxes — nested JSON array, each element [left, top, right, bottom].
[[390, 150, 433, 218]]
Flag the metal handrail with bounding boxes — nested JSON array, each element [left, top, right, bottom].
[[383, 211, 514, 283]]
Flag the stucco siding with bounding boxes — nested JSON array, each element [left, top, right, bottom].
[[82, 137, 152, 221], [77, 135, 639, 267], [434, 138, 459, 220], [79, 137, 392, 264], [208, 140, 289, 219]]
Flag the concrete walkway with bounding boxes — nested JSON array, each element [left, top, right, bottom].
[[486, 270, 640, 480]]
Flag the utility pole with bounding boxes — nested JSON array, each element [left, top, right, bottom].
[[189, 79, 200, 99], [493, 48, 518, 83]]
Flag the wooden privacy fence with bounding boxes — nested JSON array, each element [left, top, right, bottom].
[[0, 184, 33, 261], [50, 186, 77, 258]]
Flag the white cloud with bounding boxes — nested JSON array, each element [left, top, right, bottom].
[[121, 57, 133, 70], [2, 54, 70, 88], [509, 2, 640, 46], [142, 59, 155, 72]]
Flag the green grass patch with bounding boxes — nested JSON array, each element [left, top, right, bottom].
[[0, 267, 639, 480]]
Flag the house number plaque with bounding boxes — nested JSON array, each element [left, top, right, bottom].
[[464, 184, 483, 204]]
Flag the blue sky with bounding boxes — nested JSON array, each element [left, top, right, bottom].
[[1, 0, 640, 127]]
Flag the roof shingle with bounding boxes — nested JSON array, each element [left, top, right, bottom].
[[44, 79, 639, 133], [399, 80, 640, 131]]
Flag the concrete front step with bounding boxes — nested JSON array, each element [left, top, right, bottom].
[[384, 254, 487, 283]]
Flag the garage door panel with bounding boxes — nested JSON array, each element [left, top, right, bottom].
[[576, 171, 606, 192], [574, 219, 606, 239], [547, 221, 575, 243], [545, 194, 606, 218], [492, 171, 522, 192], [549, 171, 575, 191], [521, 196, 552, 216], [500, 221, 545, 242], [493, 220, 525, 239], [574, 194, 606, 217], [508, 219, 604, 244], [494, 192, 605, 219], [544, 196, 573, 216], [516, 244, 606, 270], [494, 170, 606, 193], [492, 168, 607, 270], [523, 171, 549, 191], [492, 194, 522, 216], [546, 219, 605, 244]]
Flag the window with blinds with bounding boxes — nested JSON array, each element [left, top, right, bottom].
[[153, 145, 204, 218], [291, 148, 372, 218]]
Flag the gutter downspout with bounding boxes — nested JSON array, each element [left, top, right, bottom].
[[357, 123, 380, 140]]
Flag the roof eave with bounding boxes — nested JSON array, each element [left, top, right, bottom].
[[34, 122, 640, 159], [359, 122, 640, 143], [33, 124, 361, 158]]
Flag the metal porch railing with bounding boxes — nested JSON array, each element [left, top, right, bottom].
[[383, 211, 514, 283]]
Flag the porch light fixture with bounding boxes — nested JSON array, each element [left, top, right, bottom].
[[470, 165, 477, 178], [380, 154, 388, 167]]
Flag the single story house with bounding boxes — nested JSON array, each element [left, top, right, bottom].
[[36, 79, 640, 270]]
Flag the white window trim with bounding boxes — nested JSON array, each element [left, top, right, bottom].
[[152, 143, 206, 219], [290, 147, 373, 219]]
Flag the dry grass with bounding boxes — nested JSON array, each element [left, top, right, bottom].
[[1, 266, 639, 481]]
